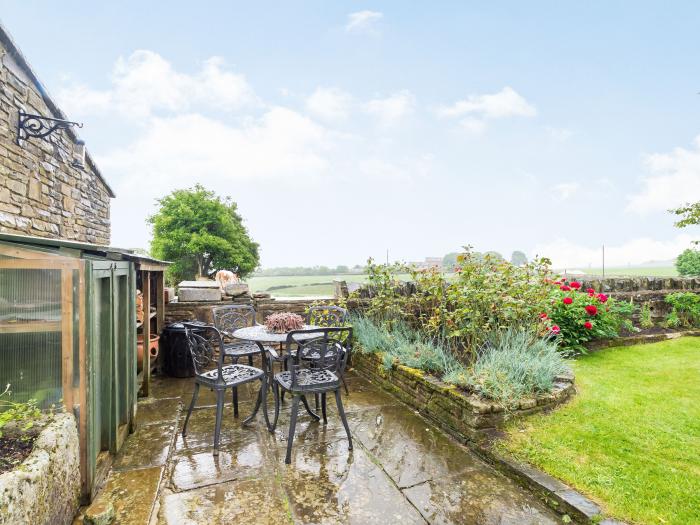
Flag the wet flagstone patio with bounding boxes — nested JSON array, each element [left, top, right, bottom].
[[81, 371, 563, 524]]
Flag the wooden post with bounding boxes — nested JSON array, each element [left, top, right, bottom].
[[141, 271, 151, 397], [77, 262, 88, 498], [61, 269, 74, 414], [155, 271, 165, 373]]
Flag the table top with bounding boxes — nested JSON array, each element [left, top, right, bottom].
[[232, 324, 321, 343]]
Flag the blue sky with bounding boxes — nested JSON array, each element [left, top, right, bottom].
[[2, 2, 700, 268]]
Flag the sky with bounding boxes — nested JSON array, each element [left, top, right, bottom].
[[2, 1, 700, 269]]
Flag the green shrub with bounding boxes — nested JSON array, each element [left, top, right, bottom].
[[0, 385, 41, 439], [675, 249, 700, 277], [665, 292, 700, 327], [665, 308, 681, 328], [639, 302, 654, 329], [445, 329, 570, 408]]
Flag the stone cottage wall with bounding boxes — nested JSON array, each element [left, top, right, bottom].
[[0, 34, 111, 244]]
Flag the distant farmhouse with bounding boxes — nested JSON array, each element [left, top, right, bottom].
[[0, 24, 113, 244], [412, 257, 444, 270]]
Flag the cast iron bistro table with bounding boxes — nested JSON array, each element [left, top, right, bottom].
[[232, 324, 321, 431]]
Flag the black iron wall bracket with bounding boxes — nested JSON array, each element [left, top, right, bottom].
[[16, 111, 83, 144]]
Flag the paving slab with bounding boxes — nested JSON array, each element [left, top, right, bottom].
[[157, 478, 292, 525], [86, 467, 162, 525], [113, 421, 175, 471], [403, 470, 559, 525]]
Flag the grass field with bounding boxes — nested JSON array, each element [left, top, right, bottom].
[[563, 266, 678, 277], [498, 337, 700, 525], [245, 274, 370, 297], [247, 266, 678, 297]]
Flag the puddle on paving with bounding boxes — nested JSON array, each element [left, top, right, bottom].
[[279, 440, 426, 525], [89, 466, 162, 524]]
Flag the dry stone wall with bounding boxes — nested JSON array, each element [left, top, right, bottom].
[[0, 33, 111, 244]]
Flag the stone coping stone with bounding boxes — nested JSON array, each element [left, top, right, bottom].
[[475, 448, 628, 524], [177, 280, 220, 289], [178, 287, 222, 302], [0, 412, 81, 525], [586, 329, 700, 350]]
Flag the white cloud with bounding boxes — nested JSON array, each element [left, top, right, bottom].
[[553, 182, 580, 200], [101, 108, 331, 186], [627, 135, 700, 214], [364, 90, 415, 125], [58, 51, 258, 119], [345, 10, 383, 34], [532, 235, 694, 269], [437, 87, 536, 134], [459, 117, 486, 135], [437, 86, 536, 120], [546, 126, 573, 142], [306, 87, 353, 121]]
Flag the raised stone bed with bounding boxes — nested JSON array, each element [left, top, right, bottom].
[[586, 329, 700, 351], [0, 413, 81, 525], [351, 351, 574, 443]]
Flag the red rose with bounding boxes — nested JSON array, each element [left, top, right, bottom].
[[584, 321, 593, 329], [560, 285, 571, 291], [597, 293, 608, 303], [570, 281, 581, 289], [563, 297, 573, 305], [550, 325, 561, 334], [585, 304, 598, 316], [539, 313, 548, 319], [588, 291, 595, 297], [553, 281, 561, 285], [586, 288, 595, 294]]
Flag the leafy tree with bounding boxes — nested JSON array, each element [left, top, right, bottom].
[[483, 251, 504, 261], [675, 249, 700, 277], [510, 250, 528, 266], [442, 252, 459, 270], [671, 202, 700, 232], [149, 185, 259, 283]]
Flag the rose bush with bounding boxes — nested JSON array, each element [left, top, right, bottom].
[[543, 280, 634, 353]]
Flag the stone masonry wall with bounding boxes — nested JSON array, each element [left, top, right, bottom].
[[0, 35, 111, 244], [164, 295, 333, 326]]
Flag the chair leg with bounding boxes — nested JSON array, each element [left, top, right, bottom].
[[243, 380, 262, 426], [301, 395, 320, 421], [214, 390, 225, 456], [261, 375, 271, 431], [232, 387, 239, 418], [182, 383, 200, 437], [285, 395, 301, 464], [272, 382, 281, 431], [321, 393, 327, 424], [315, 393, 320, 411], [334, 388, 353, 450], [248, 354, 253, 366]]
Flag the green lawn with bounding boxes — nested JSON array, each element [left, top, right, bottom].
[[498, 337, 700, 525]]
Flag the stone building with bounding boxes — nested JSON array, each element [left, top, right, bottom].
[[0, 24, 113, 244]]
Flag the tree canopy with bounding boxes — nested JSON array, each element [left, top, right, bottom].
[[676, 249, 700, 277], [149, 185, 259, 283], [511, 250, 528, 266]]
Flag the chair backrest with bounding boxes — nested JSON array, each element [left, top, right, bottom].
[[284, 327, 352, 391], [182, 323, 225, 380], [212, 305, 257, 335], [305, 305, 348, 327]]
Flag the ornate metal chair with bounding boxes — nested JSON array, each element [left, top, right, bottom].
[[305, 305, 349, 327], [213, 304, 271, 360], [304, 306, 350, 399], [270, 327, 353, 464], [181, 323, 267, 455]]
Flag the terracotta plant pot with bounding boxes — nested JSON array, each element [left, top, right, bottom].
[[137, 334, 160, 373]]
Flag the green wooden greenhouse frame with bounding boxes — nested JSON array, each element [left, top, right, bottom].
[[0, 232, 167, 501]]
